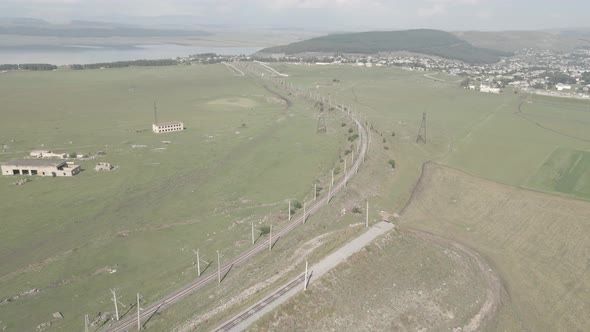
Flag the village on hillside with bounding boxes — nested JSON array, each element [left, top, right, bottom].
[[185, 48, 590, 99]]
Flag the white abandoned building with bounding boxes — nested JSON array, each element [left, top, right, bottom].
[[152, 121, 184, 134], [29, 150, 67, 159], [0, 159, 81, 177], [94, 162, 114, 171]]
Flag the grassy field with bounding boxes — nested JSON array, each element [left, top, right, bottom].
[[0, 64, 350, 331], [527, 147, 590, 200], [2, 61, 589, 331], [237, 63, 590, 331], [401, 163, 590, 331], [249, 227, 494, 331]]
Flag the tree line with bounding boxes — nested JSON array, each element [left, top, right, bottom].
[[0, 59, 179, 72], [0, 63, 57, 71], [69, 59, 179, 70]]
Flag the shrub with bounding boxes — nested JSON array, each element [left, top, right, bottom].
[[259, 225, 271, 235], [293, 201, 302, 210], [341, 122, 347, 127], [315, 186, 323, 195], [348, 128, 354, 133], [352, 207, 362, 214], [388, 159, 396, 169], [348, 134, 359, 142]]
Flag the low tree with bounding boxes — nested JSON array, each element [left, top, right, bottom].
[[259, 225, 271, 236], [388, 159, 396, 169]]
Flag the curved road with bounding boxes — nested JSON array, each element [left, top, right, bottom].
[[104, 73, 369, 332]]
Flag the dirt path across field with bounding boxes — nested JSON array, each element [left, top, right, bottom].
[[214, 221, 395, 331], [400, 226, 505, 332]]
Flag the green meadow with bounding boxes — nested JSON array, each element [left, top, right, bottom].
[[527, 147, 590, 200], [1, 61, 589, 331], [0, 64, 346, 331], [272, 63, 590, 201], [236, 63, 590, 331]]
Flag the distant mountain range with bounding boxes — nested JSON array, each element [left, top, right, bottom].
[[0, 17, 588, 56], [0, 17, 210, 38], [259, 29, 513, 64], [455, 30, 590, 52]]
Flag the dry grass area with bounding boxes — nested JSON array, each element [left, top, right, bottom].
[[401, 163, 590, 331], [248, 228, 495, 331]]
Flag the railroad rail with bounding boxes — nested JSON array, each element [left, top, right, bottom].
[[104, 71, 369, 332]]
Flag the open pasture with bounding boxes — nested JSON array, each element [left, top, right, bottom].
[[2, 61, 589, 331], [401, 163, 590, 331], [527, 147, 590, 200], [275, 64, 590, 200], [0, 64, 347, 331], [238, 63, 590, 331]]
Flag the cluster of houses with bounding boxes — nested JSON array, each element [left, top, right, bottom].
[[191, 47, 590, 98]]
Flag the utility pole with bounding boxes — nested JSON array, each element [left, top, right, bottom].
[[314, 184, 317, 201], [136, 293, 141, 331], [217, 250, 221, 283], [327, 183, 332, 205], [85, 314, 89, 332], [366, 200, 369, 228], [303, 202, 306, 224], [196, 249, 201, 276], [288, 200, 291, 221], [351, 149, 354, 165], [344, 158, 347, 174], [417, 112, 427, 144], [251, 222, 255, 245], [269, 225, 273, 251], [111, 288, 119, 321], [304, 261, 309, 291], [331, 169, 334, 187]]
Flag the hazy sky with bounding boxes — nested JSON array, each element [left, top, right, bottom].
[[1, 0, 589, 31]]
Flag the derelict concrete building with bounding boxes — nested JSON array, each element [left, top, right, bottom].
[[152, 121, 184, 134], [0, 159, 81, 177]]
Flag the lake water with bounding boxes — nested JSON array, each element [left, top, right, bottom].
[[0, 44, 263, 65]]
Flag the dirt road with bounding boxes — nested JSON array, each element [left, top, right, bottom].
[[214, 221, 395, 332]]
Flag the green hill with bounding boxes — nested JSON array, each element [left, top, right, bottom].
[[455, 30, 590, 52], [260, 29, 511, 64]]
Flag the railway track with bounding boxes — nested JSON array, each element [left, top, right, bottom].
[[214, 274, 306, 332], [104, 73, 369, 332]]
